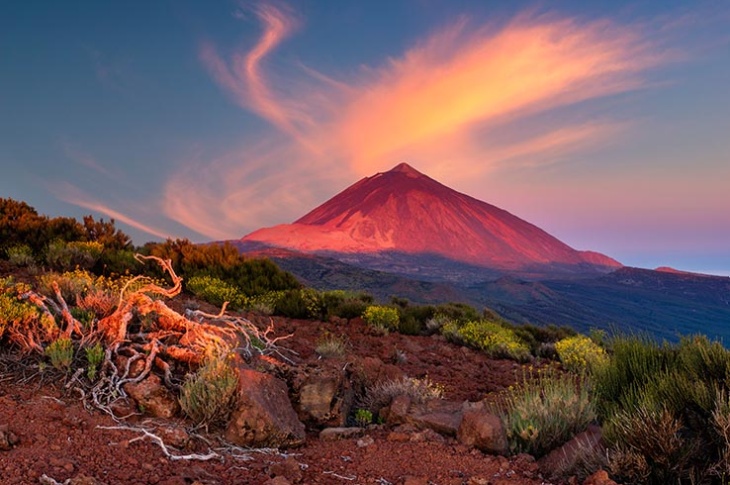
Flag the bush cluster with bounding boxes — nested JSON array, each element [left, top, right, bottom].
[[493, 369, 595, 457], [179, 356, 239, 429], [362, 305, 400, 334], [555, 335, 608, 374], [443, 319, 531, 362]]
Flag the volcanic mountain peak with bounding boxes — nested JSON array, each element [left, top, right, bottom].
[[242, 163, 621, 274], [389, 162, 421, 176]]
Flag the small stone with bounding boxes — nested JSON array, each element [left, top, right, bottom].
[[356, 435, 374, 447]]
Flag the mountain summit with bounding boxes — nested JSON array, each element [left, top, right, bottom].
[[241, 163, 621, 275]]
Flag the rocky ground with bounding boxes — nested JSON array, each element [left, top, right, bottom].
[[0, 297, 608, 485]]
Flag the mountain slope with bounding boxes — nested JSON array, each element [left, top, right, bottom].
[[242, 163, 620, 275]]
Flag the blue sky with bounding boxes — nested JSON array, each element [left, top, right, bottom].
[[1, 1, 729, 275]]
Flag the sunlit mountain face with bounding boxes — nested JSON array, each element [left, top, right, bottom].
[[241, 162, 620, 276]]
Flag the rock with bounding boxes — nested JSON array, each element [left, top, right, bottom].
[[225, 367, 305, 448], [410, 428, 446, 443], [123, 373, 179, 419], [159, 425, 190, 449], [356, 435, 374, 447], [269, 456, 303, 483], [583, 470, 618, 485], [538, 425, 604, 479], [381, 394, 411, 426], [0, 424, 19, 450], [68, 476, 106, 485], [405, 400, 463, 437], [457, 403, 508, 455], [319, 427, 364, 441], [295, 365, 353, 427], [352, 356, 404, 390]]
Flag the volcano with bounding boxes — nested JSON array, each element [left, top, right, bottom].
[[241, 163, 621, 276]]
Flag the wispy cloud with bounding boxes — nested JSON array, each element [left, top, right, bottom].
[[56, 182, 173, 240], [167, 3, 671, 240], [60, 139, 119, 178]]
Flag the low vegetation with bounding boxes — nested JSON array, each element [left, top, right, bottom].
[[6, 197, 730, 483]]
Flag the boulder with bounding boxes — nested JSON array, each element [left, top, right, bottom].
[[123, 373, 179, 419], [405, 399, 463, 437], [294, 365, 353, 427], [225, 368, 305, 448], [457, 402, 508, 455]]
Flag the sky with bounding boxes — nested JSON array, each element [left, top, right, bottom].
[[1, 1, 729, 276]]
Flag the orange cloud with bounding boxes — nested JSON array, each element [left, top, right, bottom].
[[172, 4, 669, 240]]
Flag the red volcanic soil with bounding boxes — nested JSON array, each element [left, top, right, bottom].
[[243, 163, 620, 272], [0, 307, 557, 485]]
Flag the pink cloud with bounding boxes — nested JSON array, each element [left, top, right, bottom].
[[56, 182, 173, 240], [168, 4, 671, 240]]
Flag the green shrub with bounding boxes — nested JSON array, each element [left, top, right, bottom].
[[433, 302, 481, 323], [354, 409, 373, 427], [362, 305, 400, 334], [493, 370, 595, 457], [273, 289, 311, 319], [84, 343, 104, 381], [45, 337, 74, 371], [455, 320, 531, 362], [186, 275, 247, 309], [595, 334, 730, 483], [37, 269, 96, 301], [319, 290, 372, 320], [5, 244, 35, 267], [45, 240, 103, 271], [146, 239, 300, 296], [556, 335, 608, 374], [179, 356, 239, 429]]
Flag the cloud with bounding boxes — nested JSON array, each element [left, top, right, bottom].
[[199, 3, 311, 141], [60, 139, 119, 178], [168, 3, 670, 240], [56, 182, 173, 240]]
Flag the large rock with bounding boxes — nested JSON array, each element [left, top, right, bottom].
[[457, 402, 508, 455], [294, 364, 353, 428], [123, 373, 179, 419], [225, 368, 305, 448]]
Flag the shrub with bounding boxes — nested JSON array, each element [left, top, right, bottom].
[[556, 335, 608, 374], [179, 356, 239, 429], [273, 289, 311, 319], [37, 269, 96, 301], [359, 376, 444, 413], [0, 293, 44, 340], [595, 334, 730, 482], [45, 240, 103, 271], [84, 343, 104, 381], [455, 320, 531, 362], [354, 409, 373, 427], [315, 332, 347, 358], [362, 305, 399, 334], [493, 370, 595, 457], [6, 244, 35, 267], [186, 275, 247, 309], [45, 337, 74, 372]]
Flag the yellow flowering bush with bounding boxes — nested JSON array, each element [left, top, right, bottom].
[[186, 275, 248, 309], [555, 335, 608, 374], [458, 320, 531, 362], [362, 305, 400, 334]]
